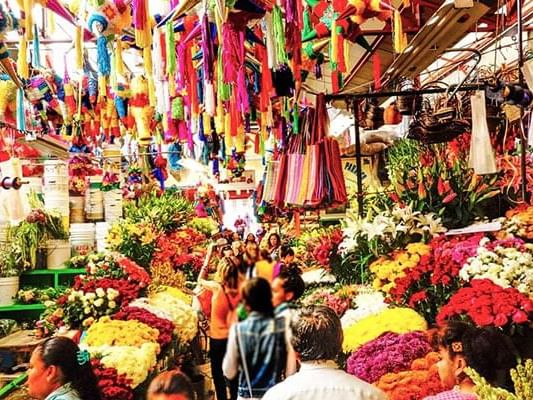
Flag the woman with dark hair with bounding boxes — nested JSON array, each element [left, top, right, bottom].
[[27, 336, 101, 400], [266, 233, 281, 261], [424, 321, 518, 400], [147, 370, 195, 400], [245, 233, 256, 245], [223, 278, 287, 399], [199, 257, 242, 400]]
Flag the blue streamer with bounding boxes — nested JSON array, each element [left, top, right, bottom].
[[32, 24, 40, 67], [96, 36, 110, 76]]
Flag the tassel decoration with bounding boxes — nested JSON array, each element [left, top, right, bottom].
[[172, 97, 184, 120], [272, 6, 288, 65], [16, 87, 25, 130], [115, 38, 124, 76], [75, 26, 83, 70], [32, 24, 40, 67], [372, 53, 381, 90], [166, 21, 176, 75], [96, 35, 111, 76], [17, 38, 29, 79], [47, 10, 56, 35], [23, 0, 33, 40], [393, 10, 407, 53], [133, 0, 151, 48], [330, 20, 338, 68]]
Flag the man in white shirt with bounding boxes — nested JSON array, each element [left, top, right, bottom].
[[262, 305, 387, 400]]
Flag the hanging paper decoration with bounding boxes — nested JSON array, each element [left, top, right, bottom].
[[132, 0, 152, 49], [0, 4, 22, 86], [130, 75, 153, 144], [86, 0, 132, 76]]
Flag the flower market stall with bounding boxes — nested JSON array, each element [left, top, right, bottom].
[[0, 0, 533, 399]]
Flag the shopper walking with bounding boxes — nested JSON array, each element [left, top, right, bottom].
[[199, 258, 242, 400], [27, 336, 101, 400], [271, 264, 305, 377], [263, 305, 386, 400], [147, 370, 196, 400], [223, 278, 287, 399]]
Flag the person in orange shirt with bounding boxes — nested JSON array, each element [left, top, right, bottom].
[[199, 257, 242, 400], [254, 250, 276, 283]]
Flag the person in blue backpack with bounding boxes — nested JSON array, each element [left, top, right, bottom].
[[222, 278, 287, 399]]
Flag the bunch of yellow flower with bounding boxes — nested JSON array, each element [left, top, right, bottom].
[[159, 286, 192, 305], [84, 317, 160, 347], [107, 221, 157, 248], [370, 243, 430, 293], [342, 307, 427, 353]]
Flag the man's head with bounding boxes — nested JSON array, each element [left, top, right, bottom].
[[280, 245, 295, 264], [271, 264, 305, 307], [290, 305, 343, 362], [147, 370, 195, 400]]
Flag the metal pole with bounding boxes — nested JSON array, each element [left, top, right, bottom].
[[326, 83, 487, 101], [518, 0, 527, 202], [352, 99, 364, 217]]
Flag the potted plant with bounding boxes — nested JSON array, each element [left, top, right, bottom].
[[0, 241, 23, 306]]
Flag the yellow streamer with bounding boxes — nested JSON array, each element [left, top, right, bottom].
[[17, 39, 28, 79], [75, 26, 83, 70], [115, 38, 124, 76], [393, 10, 407, 53]]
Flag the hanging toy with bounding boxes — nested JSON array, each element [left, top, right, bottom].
[[130, 75, 153, 144], [0, 78, 18, 123], [0, 3, 22, 87], [86, 0, 132, 77], [152, 153, 168, 190]]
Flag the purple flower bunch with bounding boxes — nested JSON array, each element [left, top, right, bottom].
[[346, 331, 431, 383]]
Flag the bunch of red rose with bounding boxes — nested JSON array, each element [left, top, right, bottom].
[[91, 359, 133, 400], [436, 279, 533, 329], [389, 234, 484, 323], [117, 257, 151, 287], [113, 306, 175, 348]]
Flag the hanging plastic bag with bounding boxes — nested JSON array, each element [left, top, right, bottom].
[[469, 91, 497, 175]]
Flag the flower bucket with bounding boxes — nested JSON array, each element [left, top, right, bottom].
[[70, 196, 85, 223], [95, 222, 110, 252], [0, 276, 19, 306], [43, 160, 68, 177], [46, 240, 71, 269], [70, 223, 96, 256]]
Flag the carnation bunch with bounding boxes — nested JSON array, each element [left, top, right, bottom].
[[340, 290, 388, 328], [389, 234, 483, 323], [460, 237, 533, 296], [376, 352, 445, 400], [87, 343, 159, 388], [370, 243, 430, 293], [346, 331, 431, 383], [343, 307, 427, 353], [84, 317, 160, 347], [436, 279, 533, 330], [113, 306, 175, 348], [91, 359, 134, 400]]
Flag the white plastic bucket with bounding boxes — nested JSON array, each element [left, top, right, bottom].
[[70, 196, 85, 223], [0, 276, 19, 306], [45, 193, 70, 215], [95, 222, 110, 252], [70, 223, 96, 256], [43, 160, 68, 177], [46, 240, 71, 269]]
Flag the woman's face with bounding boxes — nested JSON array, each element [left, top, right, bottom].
[[27, 350, 56, 400], [222, 246, 233, 258], [269, 235, 279, 247], [246, 234, 255, 243], [436, 347, 461, 389]]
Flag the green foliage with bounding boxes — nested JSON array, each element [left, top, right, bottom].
[[123, 190, 194, 232]]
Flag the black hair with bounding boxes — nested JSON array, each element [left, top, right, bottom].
[[147, 370, 196, 400], [260, 249, 273, 262], [242, 277, 274, 317], [277, 263, 305, 301], [290, 305, 342, 362], [36, 337, 101, 400], [280, 245, 294, 259], [268, 233, 281, 247], [434, 321, 518, 390]]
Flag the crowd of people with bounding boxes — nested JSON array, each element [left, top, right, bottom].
[[24, 228, 521, 400]]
